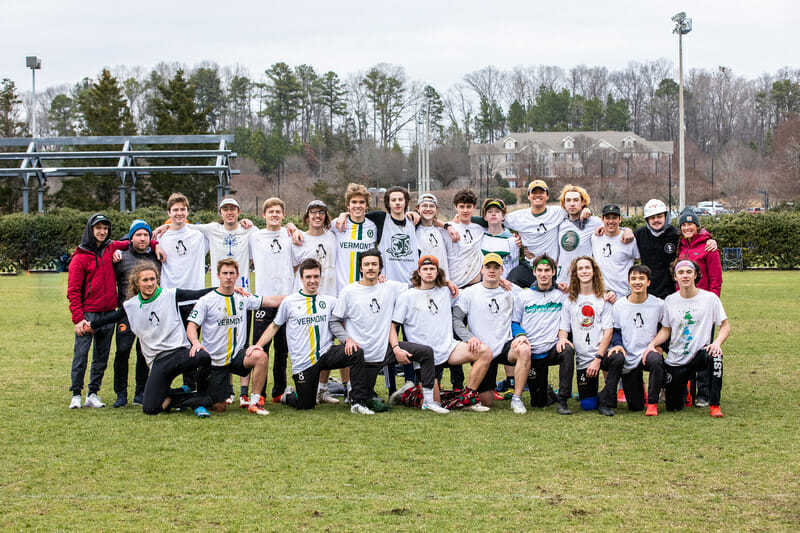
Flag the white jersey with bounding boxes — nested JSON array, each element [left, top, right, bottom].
[[591, 232, 640, 298], [504, 206, 566, 260], [612, 295, 664, 373], [292, 231, 338, 297], [158, 226, 208, 290], [663, 289, 727, 366], [273, 291, 336, 374], [188, 291, 262, 366], [560, 294, 613, 370], [454, 283, 516, 358], [194, 223, 257, 289], [556, 216, 603, 284], [480, 231, 518, 278], [333, 217, 377, 292], [123, 288, 189, 366], [447, 221, 484, 287], [331, 281, 406, 363], [512, 286, 567, 355], [393, 286, 459, 365], [250, 227, 294, 297], [378, 215, 418, 284], [416, 225, 451, 279]]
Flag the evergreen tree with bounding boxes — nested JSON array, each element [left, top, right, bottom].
[[262, 62, 302, 139], [0, 78, 27, 212], [318, 71, 347, 146], [76, 69, 136, 135], [190, 67, 226, 132], [48, 94, 76, 136], [507, 100, 526, 133], [605, 94, 631, 131], [228, 75, 252, 131]]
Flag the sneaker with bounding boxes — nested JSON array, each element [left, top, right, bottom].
[[132, 394, 143, 406], [684, 383, 693, 408], [280, 386, 295, 404], [69, 395, 82, 409], [226, 394, 235, 405], [695, 398, 710, 408], [556, 400, 573, 415], [112, 393, 127, 408], [597, 405, 614, 416], [84, 393, 105, 408], [239, 394, 250, 408], [511, 397, 527, 414], [272, 395, 282, 403], [493, 390, 506, 401], [350, 402, 375, 415], [617, 388, 627, 403], [258, 395, 265, 407], [194, 406, 210, 418], [464, 403, 490, 412], [709, 405, 724, 418], [316, 390, 340, 404], [421, 402, 449, 414], [248, 404, 270, 416], [645, 403, 658, 417], [389, 381, 415, 405]]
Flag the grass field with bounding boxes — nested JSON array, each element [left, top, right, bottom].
[[1, 271, 799, 531]]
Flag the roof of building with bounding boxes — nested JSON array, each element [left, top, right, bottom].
[[469, 131, 674, 155]]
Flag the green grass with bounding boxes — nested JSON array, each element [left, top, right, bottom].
[[1, 271, 799, 531]]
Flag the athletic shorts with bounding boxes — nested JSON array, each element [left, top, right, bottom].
[[477, 340, 514, 393], [206, 348, 251, 403]]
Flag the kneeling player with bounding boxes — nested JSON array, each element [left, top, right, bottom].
[[644, 259, 729, 417]]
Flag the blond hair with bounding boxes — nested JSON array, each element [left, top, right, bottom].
[[559, 184, 590, 209]]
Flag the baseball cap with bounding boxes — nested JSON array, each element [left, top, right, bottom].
[[527, 179, 549, 193], [219, 198, 240, 210], [306, 200, 328, 212], [418, 255, 439, 268], [602, 204, 621, 217], [482, 198, 506, 216], [418, 193, 438, 206], [90, 214, 110, 226], [482, 252, 503, 266]]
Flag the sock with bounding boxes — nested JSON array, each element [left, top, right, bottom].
[[318, 382, 328, 393], [240, 386, 249, 397], [345, 381, 351, 392], [250, 393, 261, 406], [422, 387, 434, 405], [512, 394, 521, 402]]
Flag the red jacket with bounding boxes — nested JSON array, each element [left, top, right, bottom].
[[677, 230, 722, 296]]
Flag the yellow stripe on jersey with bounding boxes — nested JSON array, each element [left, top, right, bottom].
[[305, 296, 317, 365], [349, 252, 357, 283], [224, 296, 234, 364]]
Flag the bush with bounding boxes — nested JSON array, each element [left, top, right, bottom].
[[490, 187, 518, 207], [702, 212, 800, 269]]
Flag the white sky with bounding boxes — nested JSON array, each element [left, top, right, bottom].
[[2, 0, 798, 93]]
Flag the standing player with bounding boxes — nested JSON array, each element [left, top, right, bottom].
[[331, 183, 378, 292], [479, 199, 519, 278], [558, 256, 623, 416], [609, 265, 665, 416], [591, 205, 639, 302], [446, 189, 485, 289], [644, 260, 729, 417], [555, 185, 603, 285], [415, 193, 451, 279]]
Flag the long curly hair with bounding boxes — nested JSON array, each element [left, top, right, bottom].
[[567, 256, 605, 301]]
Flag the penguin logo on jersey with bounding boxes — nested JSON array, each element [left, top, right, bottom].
[[427, 298, 439, 314], [536, 223, 547, 233], [664, 243, 676, 255], [369, 298, 381, 313], [602, 243, 612, 258], [270, 238, 282, 254], [664, 372, 673, 384], [388, 234, 411, 258], [488, 298, 500, 314], [315, 244, 327, 261], [148, 311, 160, 328], [580, 304, 596, 328], [176, 240, 187, 256], [428, 232, 439, 247], [463, 229, 474, 244], [223, 234, 239, 256], [633, 312, 644, 328]]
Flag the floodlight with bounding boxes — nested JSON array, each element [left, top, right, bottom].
[[671, 12, 686, 23], [26, 56, 41, 69]]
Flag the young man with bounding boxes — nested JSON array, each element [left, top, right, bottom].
[[644, 259, 729, 417], [330, 250, 437, 413], [415, 193, 451, 279], [111, 220, 161, 408], [558, 256, 623, 416], [511, 255, 575, 414], [250, 259, 373, 414], [555, 185, 603, 284], [446, 189, 486, 289], [609, 265, 665, 416], [591, 204, 640, 302], [186, 259, 285, 415], [85, 263, 216, 417], [392, 255, 493, 412], [452, 253, 531, 413], [479, 199, 519, 278], [193, 198, 257, 290], [331, 183, 378, 292], [68, 213, 130, 409]]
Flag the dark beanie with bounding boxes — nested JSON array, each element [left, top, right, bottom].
[[678, 207, 700, 227]]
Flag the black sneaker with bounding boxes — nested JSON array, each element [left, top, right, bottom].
[[132, 394, 143, 406], [598, 405, 614, 416], [556, 400, 573, 415], [112, 393, 127, 408]]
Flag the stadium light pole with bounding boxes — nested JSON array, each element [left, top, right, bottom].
[[672, 12, 692, 211], [26, 56, 42, 137]]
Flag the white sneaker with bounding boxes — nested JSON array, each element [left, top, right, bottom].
[[280, 386, 295, 404], [464, 402, 490, 412], [511, 397, 527, 414], [225, 394, 235, 405], [389, 381, 415, 405], [350, 402, 375, 415], [316, 390, 340, 404], [421, 401, 449, 414], [695, 398, 710, 408], [84, 393, 106, 408], [69, 395, 82, 409]]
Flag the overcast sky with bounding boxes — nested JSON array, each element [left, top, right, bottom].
[[3, 0, 798, 93]]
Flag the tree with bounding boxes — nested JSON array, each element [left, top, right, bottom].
[[227, 75, 252, 131], [318, 71, 347, 144], [770, 79, 800, 125], [507, 100, 526, 133], [605, 95, 630, 131], [190, 66, 226, 132], [262, 62, 302, 140], [295, 64, 319, 143], [0, 79, 26, 137], [76, 69, 137, 136], [650, 78, 679, 140], [361, 64, 411, 148], [48, 94, 76, 136]]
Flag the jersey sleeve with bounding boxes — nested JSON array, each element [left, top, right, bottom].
[[559, 303, 572, 332], [246, 294, 263, 311], [600, 301, 614, 330], [187, 298, 207, 326], [712, 294, 727, 326], [331, 289, 349, 320], [391, 292, 409, 324], [273, 299, 290, 327]]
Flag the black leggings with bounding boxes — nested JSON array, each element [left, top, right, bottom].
[[665, 349, 723, 411], [142, 348, 212, 415]]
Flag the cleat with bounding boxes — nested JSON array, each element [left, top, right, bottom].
[[239, 394, 250, 408], [617, 389, 627, 403], [132, 394, 143, 406], [645, 403, 658, 417], [557, 400, 573, 415], [69, 395, 82, 409], [112, 393, 127, 408], [597, 405, 614, 416], [709, 405, 724, 418], [258, 395, 265, 407], [84, 393, 105, 408], [695, 398, 710, 408], [225, 394, 235, 405], [464, 403, 490, 412], [389, 381, 415, 405], [685, 382, 693, 408], [194, 406, 210, 418], [248, 404, 270, 416], [316, 390, 340, 404], [272, 396, 282, 404], [421, 402, 449, 414], [280, 386, 294, 404], [350, 402, 375, 415], [511, 397, 527, 414]]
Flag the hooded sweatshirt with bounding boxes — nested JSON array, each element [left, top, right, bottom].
[[677, 230, 723, 296], [67, 214, 129, 323]]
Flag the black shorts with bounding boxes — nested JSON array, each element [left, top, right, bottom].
[[477, 340, 514, 393], [206, 348, 251, 403]]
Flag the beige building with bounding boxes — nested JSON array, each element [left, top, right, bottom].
[[469, 131, 674, 188]]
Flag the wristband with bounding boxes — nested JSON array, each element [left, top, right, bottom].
[[391, 344, 400, 350]]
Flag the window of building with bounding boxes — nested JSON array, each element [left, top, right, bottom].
[[506, 153, 515, 161], [572, 153, 580, 160]]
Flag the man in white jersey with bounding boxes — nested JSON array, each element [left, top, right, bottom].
[[251, 259, 373, 414], [479, 199, 519, 278], [187, 259, 285, 415], [644, 259, 728, 417], [556, 185, 602, 284], [446, 189, 486, 289], [452, 254, 531, 413], [591, 204, 640, 302], [331, 183, 378, 292], [415, 193, 451, 279], [558, 256, 623, 416], [511, 255, 575, 414], [331, 250, 437, 413], [609, 265, 665, 416]]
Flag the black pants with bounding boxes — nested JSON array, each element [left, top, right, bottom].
[[528, 344, 575, 407], [70, 311, 116, 395], [253, 307, 289, 398], [620, 351, 664, 410], [178, 303, 199, 389], [284, 345, 368, 410], [142, 347, 212, 415], [366, 342, 435, 397], [114, 318, 149, 397], [576, 352, 624, 408], [692, 324, 715, 403], [665, 349, 723, 411]]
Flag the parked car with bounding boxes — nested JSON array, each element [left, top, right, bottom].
[[746, 206, 764, 214]]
